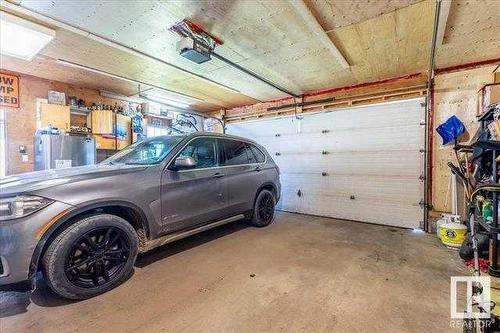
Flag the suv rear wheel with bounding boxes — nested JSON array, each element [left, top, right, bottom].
[[42, 214, 138, 300], [248, 189, 276, 227]]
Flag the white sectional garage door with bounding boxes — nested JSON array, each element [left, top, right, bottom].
[[227, 98, 425, 229]]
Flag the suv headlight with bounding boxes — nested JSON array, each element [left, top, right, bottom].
[[0, 196, 54, 221]]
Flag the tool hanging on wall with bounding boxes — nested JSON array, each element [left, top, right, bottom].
[[171, 113, 199, 133]]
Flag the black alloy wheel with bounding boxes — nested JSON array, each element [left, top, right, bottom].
[[42, 214, 138, 299], [249, 189, 276, 227], [65, 227, 130, 288], [257, 191, 275, 223]]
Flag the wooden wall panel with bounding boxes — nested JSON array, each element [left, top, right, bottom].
[[432, 66, 496, 213], [222, 73, 427, 119]]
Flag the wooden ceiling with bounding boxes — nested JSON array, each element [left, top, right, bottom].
[[0, 0, 498, 112], [435, 0, 500, 68]]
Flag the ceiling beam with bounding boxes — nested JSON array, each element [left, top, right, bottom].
[[286, 0, 350, 69], [435, 0, 452, 46]]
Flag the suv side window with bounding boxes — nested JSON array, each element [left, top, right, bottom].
[[219, 139, 252, 166], [176, 138, 218, 170], [246, 143, 257, 164], [248, 144, 266, 163]]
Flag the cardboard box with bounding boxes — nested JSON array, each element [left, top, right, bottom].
[[479, 83, 500, 115]]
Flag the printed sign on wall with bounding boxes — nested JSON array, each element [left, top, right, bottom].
[[0, 72, 20, 108]]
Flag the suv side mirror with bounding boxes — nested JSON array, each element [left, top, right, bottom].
[[174, 156, 197, 169]]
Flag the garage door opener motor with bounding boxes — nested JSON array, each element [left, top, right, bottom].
[[170, 19, 223, 64]]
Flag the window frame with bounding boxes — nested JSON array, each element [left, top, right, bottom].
[[167, 136, 267, 172], [247, 142, 266, 164], [168, 137, 219, 171], [218, 138, 253, 167]]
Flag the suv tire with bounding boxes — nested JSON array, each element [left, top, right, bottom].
[[249, 189, 276, 227], [42, 214, 138, 300]]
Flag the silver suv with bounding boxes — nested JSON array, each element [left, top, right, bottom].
[[0, 132, 280, 299]]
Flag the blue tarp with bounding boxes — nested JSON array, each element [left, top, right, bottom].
[[436, 115, 465, 145]]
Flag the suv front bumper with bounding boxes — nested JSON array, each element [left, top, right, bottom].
[[0, 201, 72, 289]]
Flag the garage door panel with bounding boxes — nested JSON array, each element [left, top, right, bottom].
[[228, 117, 297, 138], [279, 173, 421, 204], [268, 127, 423, 152], [274, 150, 423, 176], [277, 192, 421, 228], [255, 133, 423, 158], [287, 195, 422, 228], [227, 98, 425, 228], [277, 191, 300, 212], [300, 102, 424, 131]]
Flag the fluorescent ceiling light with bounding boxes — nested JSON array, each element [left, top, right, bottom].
[[101, 90, 189, 110], [146, 95, 191, 108], [56, 59, 204, 103], [140, 94, 190, 109], [100, 90, 145, 104], [57, 59, 138, 84], [0, 11, 55, 61], [144, 89, 195, 106]]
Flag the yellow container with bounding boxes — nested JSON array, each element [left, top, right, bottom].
[[439, 222, 467, 248]]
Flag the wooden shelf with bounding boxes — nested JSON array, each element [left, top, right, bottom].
[[69, 106, 90, 115]]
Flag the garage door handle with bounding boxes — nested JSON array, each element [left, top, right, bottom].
[[213, 173, 225, 178]]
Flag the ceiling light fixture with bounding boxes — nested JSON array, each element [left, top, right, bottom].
[[0, 11, 55, 61], [139, 94, 190, 109], [142, 89, 195, 106], [100, 90, 145, 104], [56, 58, 204, 103]]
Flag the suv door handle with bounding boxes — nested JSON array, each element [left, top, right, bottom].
[[254, 166, 262, 172], [213, 173, 225, 178]]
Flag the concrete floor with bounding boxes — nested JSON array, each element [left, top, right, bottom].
[[1, 212, 466, 332]]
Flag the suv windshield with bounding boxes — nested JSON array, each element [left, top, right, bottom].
[[102, 136, 185, 165]]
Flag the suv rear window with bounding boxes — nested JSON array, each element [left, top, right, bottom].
[[219, 139, 249, 166], [248, 144, 266, 163], [218, 139, 266, 166]]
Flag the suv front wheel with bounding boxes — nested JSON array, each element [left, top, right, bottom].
[[248, 189, 276, 227], [42, 214, 138, 300]]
